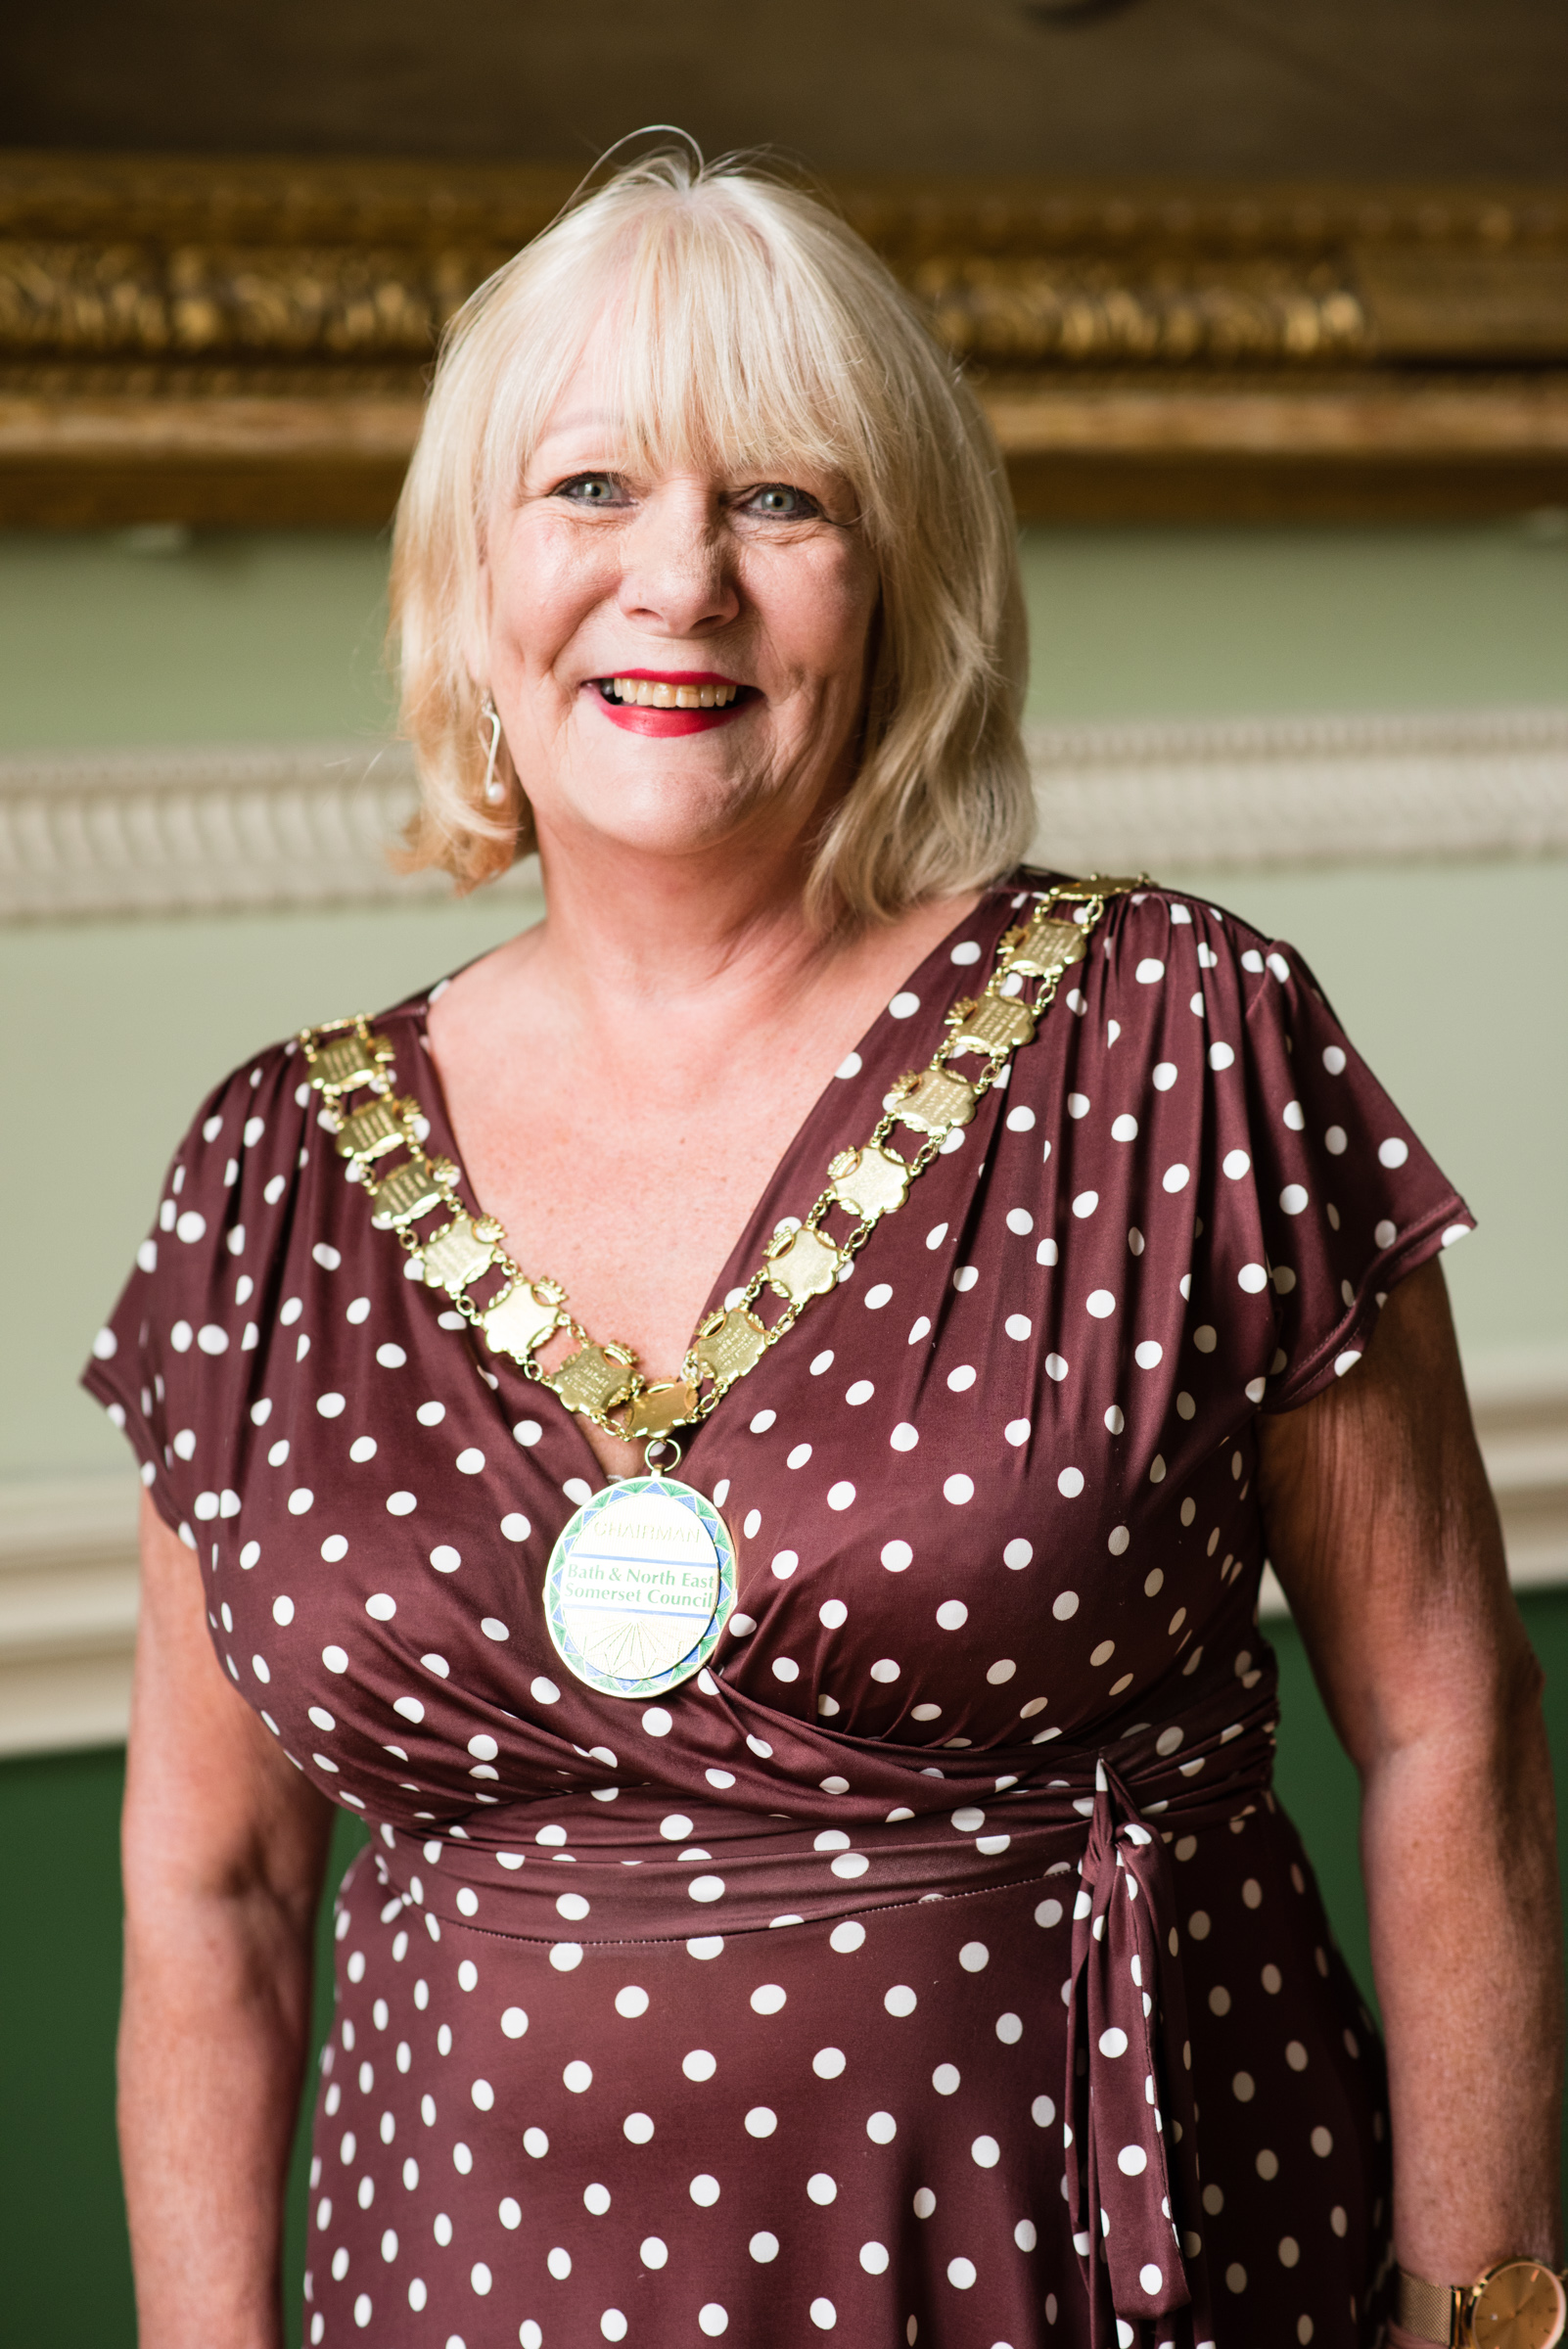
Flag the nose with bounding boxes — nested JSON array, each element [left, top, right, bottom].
[[617, 480, 740, 639]]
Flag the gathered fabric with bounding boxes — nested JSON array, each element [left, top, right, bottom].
[[371, 1677, 1275, 2345]]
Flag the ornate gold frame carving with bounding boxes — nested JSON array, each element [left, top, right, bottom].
[[3, 153, 1566, 526]]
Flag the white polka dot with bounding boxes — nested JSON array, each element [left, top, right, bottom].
[[1325, 1124, 1348, 1155], [884, 1985, 917, 2017], [1072, 1190, 1099, 1219], [387, 1491, 416, 1516], [1333, 1350, 1362, 1377], [1005, 1104, 1036, 1131], [1322, 1044, 1347, 1075], [1377, 1136, 1409, 1169], [1117, 2143, 1148, 2176], [1222, 1148, 1251, 1179], [881, 1541, 912, 1572], [642, 1707, 673, 1735], [749, 2231, 779, 2264], [322, 1645, 348, 1674], [1004, 1537, 1033, 1568], [365, 1592, 396, 1622], [936, 1599, 968, 1630], [808, 2299, 836, 2330], [1057, 1468, 1084, 1498], [946, 2256, 977, 2289], [1085, 1289, 1115, 1318], [943, 1474, 974, 1504], [1135, 958, 1165, 985], [826, 1481, 855, 1511], [376, 1343, 406, 1368], [1238, 1263, 1268, 1294], [835, 1051, 862, 1081], [970, 2134, 1000, 2167], [1163, 1164, 1190, 1193]]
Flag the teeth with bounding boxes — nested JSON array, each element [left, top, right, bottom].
[[611, 677, 738, 708]]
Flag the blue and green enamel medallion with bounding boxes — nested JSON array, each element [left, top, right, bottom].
[[544, 1475, 737, 1700]]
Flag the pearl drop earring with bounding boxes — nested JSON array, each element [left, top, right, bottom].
[[480, 695, 506, 806]]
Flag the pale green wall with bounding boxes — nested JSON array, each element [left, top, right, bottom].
[[3, 523, 1566, 1482]]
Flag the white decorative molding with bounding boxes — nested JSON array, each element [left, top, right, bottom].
[[1030, 705, 1568, 877], [0, 1474, 140, 1758], [3, 1346, 1564, 1755], [2, 706, 1565, 923]]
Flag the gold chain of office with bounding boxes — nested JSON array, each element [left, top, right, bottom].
[[299, 877, 1138, 1445]]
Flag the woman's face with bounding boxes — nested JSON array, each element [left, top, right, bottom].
[[472, 302, 881, 877]]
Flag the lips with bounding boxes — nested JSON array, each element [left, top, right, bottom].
[[589, 671, 755, 736]]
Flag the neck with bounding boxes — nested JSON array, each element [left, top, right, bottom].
[[523, 810, 852, 1046]]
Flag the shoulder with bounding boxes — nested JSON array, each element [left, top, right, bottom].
[[1010, 870, 1329, 1030], [153, 986, 437, 1253]]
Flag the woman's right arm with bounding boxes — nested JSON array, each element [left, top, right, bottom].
[[121, 1493, 336, 2349]]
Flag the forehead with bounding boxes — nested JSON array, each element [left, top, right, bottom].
[[510, 275, 857, 488]]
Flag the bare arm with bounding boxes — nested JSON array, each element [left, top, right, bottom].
[[1259, 1259, 1563, 2284], [120, 1493, 336, 2349]]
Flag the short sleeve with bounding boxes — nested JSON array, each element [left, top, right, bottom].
[[81, 1040, 311, 1543], [1225, 926, 1474, 1411]]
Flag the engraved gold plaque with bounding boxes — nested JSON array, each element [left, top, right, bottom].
[[420, 1214, 494, 1298], [625, 1380, 699, 1439], [311, 1030, 392, 1091], [763, 1225, 843, 1305], [553, 1344, 636, 1417], [482, 1279, 561, 1363], [829, 1143, 911, 1221], [368, 1156, 445, 1228], [1004, 915, 1086, 979], [892, 1066, 977, 1136], [334, 1094, 409, 1163], [694, 1307, 768, 1389], [945, 993, 1037, 1056]]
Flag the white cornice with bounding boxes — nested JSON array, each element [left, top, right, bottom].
[[4, 1344, 1564, 1758], [1028, 705, 1568, 876], [2, 705, 1565, 923]]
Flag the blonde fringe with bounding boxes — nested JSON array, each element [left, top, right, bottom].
[[388, 147, 1034, 924]]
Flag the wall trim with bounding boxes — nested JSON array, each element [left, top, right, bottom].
[[4, 1345, 1565, 1758], [3, 705, 1566, 924]]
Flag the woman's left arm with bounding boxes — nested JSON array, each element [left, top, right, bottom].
[[1258, 1257, 1563, 2283]]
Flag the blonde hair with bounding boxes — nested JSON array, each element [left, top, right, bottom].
[[390, 145, 1033, 927]]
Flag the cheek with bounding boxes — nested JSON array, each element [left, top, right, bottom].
[[489, 530, 612, 672], [758, 545, 879, 691]]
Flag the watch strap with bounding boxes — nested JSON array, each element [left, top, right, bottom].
[[1399, 2268, 1463, 2346]]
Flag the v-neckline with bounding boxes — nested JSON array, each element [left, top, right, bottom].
[[405, 877, 1032, 1478]]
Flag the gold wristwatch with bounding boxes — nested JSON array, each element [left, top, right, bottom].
[[1399, 2261, 1568, 2348]]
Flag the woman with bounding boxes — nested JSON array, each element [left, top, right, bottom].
[[87, 151, 1561, 2349]]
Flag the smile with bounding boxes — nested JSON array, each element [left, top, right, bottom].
[[598, 675, 745, 710], [588, 671, 756, 737]]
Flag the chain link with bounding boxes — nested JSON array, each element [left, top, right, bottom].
[[299, 877, 1140, 1445]]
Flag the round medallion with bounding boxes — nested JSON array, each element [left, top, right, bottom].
[[544, 1474, 736, 1700]]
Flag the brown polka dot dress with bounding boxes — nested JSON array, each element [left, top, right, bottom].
[[86, 875, 1473, 2349]]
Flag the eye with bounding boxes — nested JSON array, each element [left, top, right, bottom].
[[554, 473, 627, 506], [744, 484, 818, 520]]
